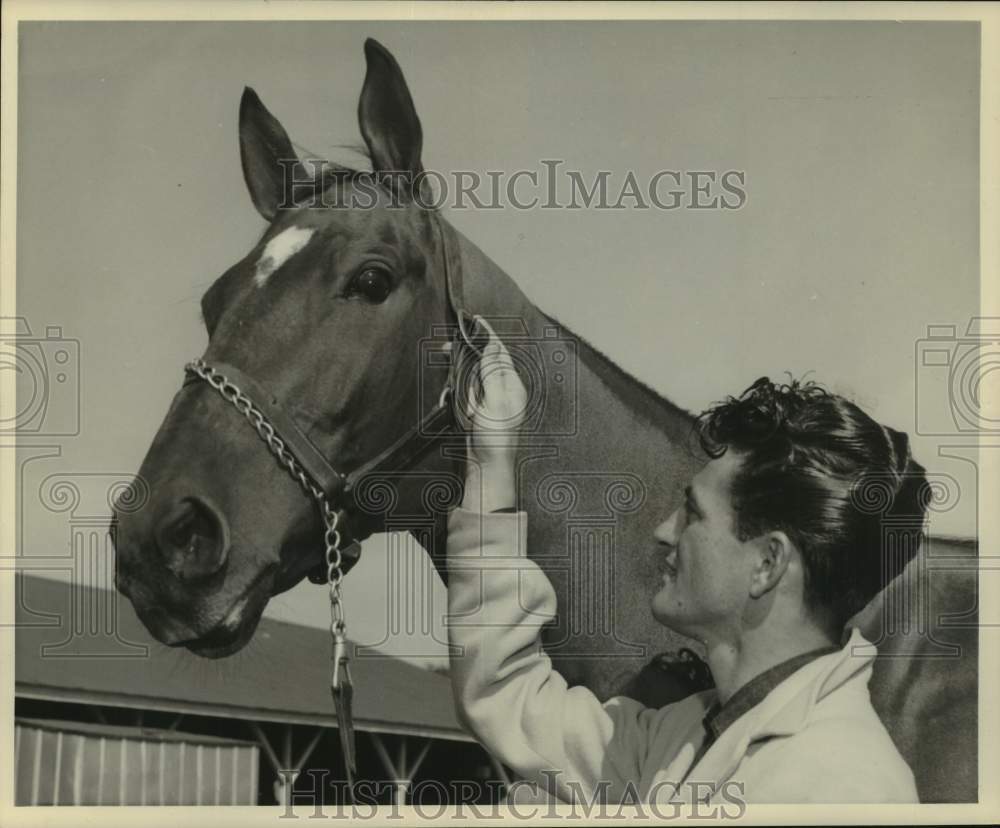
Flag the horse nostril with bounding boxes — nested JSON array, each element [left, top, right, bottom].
[[155, 497, 229, 581], [162, 503, 198, 550]]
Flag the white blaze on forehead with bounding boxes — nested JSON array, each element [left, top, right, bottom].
[[253, 225, 316, 287]]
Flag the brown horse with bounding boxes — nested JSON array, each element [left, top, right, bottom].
[[112, 39, 976, 802]]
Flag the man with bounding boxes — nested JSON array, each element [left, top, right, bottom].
[[446, 323, 925, 804]]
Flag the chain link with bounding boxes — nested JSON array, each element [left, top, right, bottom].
[[184, 359, 348, 645]]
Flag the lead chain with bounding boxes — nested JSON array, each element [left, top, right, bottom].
[[320, 497, 346, 642], [184, 359, 348, 669]]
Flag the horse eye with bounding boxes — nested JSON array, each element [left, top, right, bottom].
[[347, 267, 393, 304]]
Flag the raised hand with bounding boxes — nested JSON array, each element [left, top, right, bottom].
[[459, 318, 527, 512]]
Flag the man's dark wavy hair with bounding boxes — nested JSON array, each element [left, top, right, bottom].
[[695, 376, 932, 626]]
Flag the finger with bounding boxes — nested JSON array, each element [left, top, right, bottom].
[[454, 352, 479, 425], [453, 371, 470, 424], [475, 329, 504, 389], [478, 348, 512, 396], [492, 335, 516, 374], [473, 315, 495, 340], [473, 316, 502, 355], [464, 371, 483, 425], [468, 314, 491, 354], [467, 359, 485, 412], [475, 317, 516, 375]]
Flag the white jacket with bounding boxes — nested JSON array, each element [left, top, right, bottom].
[[446, 507, 918, 804]]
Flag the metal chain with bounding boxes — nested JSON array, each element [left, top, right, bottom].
[[184, 359, 347, 642]]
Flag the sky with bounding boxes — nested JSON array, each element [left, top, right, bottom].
[[13, 20, 981, 664]]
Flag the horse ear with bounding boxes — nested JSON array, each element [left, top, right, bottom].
[[358, 39, 424, 185], [239, 87, 305, 221]]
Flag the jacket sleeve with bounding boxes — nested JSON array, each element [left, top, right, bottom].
[[446, 506, 660, 802]]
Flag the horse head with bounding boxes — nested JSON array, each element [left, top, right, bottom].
[[112, 40, 465, 657]]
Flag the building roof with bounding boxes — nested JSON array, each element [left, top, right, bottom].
[[15, 575, 472, 742]]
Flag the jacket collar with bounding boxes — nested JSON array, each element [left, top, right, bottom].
[[749, 626, 874, 740], [676, 627, 876, 800], [702, 642, 840, 743]]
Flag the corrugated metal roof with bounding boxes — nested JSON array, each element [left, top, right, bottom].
[[15, 575, 471, 741]]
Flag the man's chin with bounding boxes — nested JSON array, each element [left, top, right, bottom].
[[650, 599, 672, 627], [650, 593, 690, 634]]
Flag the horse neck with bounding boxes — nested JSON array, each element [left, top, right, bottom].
[[448, 220, 700, 506], [441, 223, 706, 694], [447, 224, 538, 330]]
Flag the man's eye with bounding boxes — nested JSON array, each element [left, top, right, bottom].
[[346, 267, 393, 304]]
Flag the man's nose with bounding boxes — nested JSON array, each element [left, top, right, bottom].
[[654, 509, 681, 546]]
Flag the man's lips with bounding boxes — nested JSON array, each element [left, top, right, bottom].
[[662, 555, 678, 582]]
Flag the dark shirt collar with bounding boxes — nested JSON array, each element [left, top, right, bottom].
[[702, 644, 840, 744]]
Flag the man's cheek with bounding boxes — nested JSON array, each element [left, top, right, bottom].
[[687, 566, 715, 609]]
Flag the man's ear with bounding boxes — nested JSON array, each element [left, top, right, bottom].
[[749, 531, 793, 599], [358, 38, 424, 191], [239, 87, 310, 220]]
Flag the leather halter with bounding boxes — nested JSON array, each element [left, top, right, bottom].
[[182, 211, 479, 580]]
